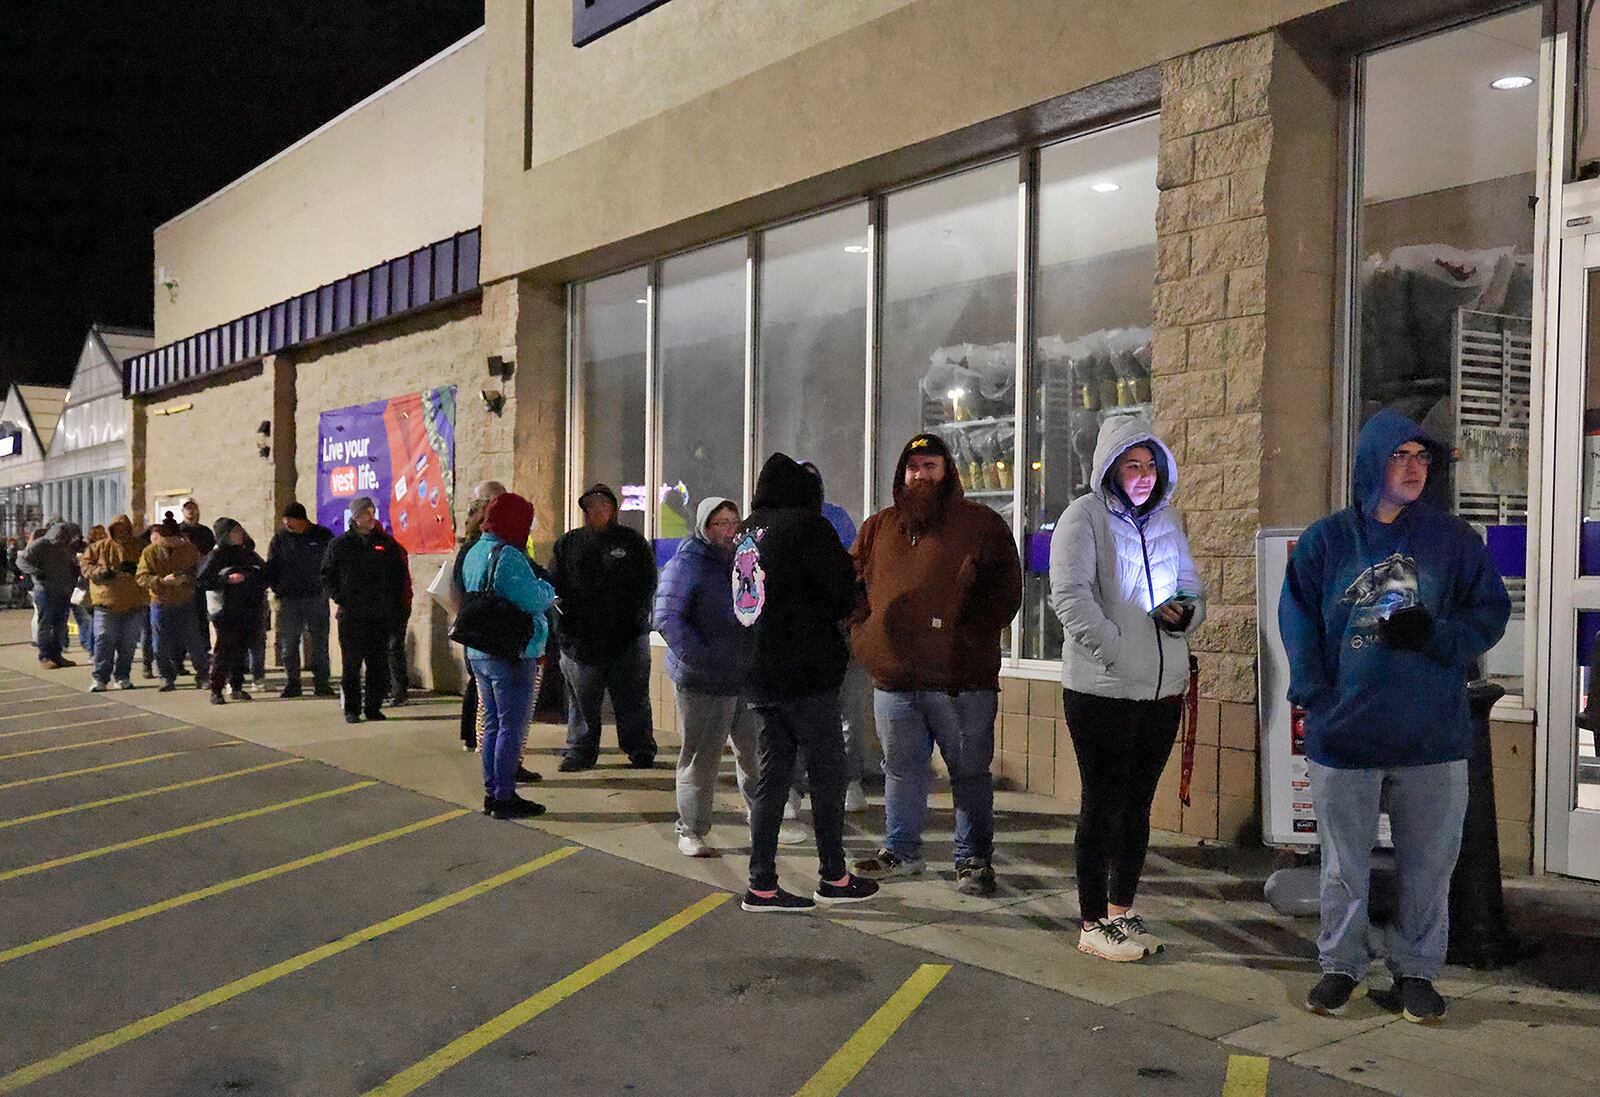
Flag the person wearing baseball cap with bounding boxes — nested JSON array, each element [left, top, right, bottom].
[[265, 501, 335, 698]]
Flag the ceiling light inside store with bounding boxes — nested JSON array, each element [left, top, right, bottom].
[[1490, 75, 1533, 90], [1090, 181, 1121, 193], [843, 244, 868, 254], [634, 298, 647, 304]]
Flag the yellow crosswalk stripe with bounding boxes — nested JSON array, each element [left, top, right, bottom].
[[0, 847, 581, 1094], [0, 715, 153, 741], [362, 891, 731, 1097], [0, 780, 377, 882], [0, 726, 191, 761], [1222, 1055, 1269, 1097], [0, 809, 471, 965], [0, 702, 116, 723], [0, 758, 302, 830], [793, 964, 952, 1097]]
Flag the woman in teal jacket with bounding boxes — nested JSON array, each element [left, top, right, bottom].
[[461, 492, 557, 820]]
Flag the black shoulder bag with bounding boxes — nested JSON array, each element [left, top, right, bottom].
[[449, 544, 535, 659]]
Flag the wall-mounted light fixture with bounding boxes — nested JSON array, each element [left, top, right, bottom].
[[152, 403, 193, 417], [480, 389, 505, 416], [487, 354, 515, 381]]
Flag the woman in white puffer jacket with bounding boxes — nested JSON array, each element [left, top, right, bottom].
[[1049, 415, 1205, 963]]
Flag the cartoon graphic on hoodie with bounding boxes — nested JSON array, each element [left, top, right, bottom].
[[732, 531, 766, 626], [1340, 552, 1420, 634]]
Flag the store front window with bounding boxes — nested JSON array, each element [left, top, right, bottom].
[[573, 268, 649, 534], [1353, 6, 1541, 695], [656, 239, 747, 560]]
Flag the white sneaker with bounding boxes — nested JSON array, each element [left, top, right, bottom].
[[784, 790, 802, 820], [844, 779, 867, 813], [1077, 920, 1147, 962], [677, 833, 711, 858], [1112, 912, 1164, 954], [778, 823, 809, 846]]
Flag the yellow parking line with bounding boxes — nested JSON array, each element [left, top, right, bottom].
[[0, 715, 141, 741], [0, 758, 302, 830], [1222, 1055, 1269, 1097], [793, 964, 952, 1097], [0, 750, 192, 790], [0, 726, 190, 761], [0, 685, 58, 696], [362, 891, 731, 1097], [0, 847, 580, 1094], [0, 808, 472, 966], [0, 702, 116, 723], [0, 780, 377, 882]]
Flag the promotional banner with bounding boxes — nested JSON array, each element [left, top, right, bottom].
[[317, 386, 456, 554]]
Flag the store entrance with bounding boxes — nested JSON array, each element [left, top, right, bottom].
[[1546, 189, 1600, 879]]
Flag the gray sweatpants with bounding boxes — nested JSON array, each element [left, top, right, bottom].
[[674, 685, 760, 838]]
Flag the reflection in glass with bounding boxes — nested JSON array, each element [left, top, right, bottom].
[[757, 204, 869, 533], [1024, 118, 1159, 660], [1354, 7, 1539, 692], [658, 239, 747, 559], [1577, 613, 1600, 810], [575, 267, 648, 534]]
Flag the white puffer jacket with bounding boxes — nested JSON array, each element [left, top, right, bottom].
[[1048, 416, 1205, 700]]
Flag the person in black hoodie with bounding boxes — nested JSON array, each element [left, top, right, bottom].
[[180, 499, 217, 660], [734, 452, 879, 913], [265, 502, 335, 699], [323, 496, 408, 724], [197, 517, 267, 704], [551, 483, 658, 771]]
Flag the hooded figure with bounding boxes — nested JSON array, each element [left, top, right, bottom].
[[1280, 408, 1510, 769], [735, 453, 859, 703], [1049, 415, 1205, 700], [80, 514, 146, 615], [460, 492, 554, 663], [197, 518, 268, 632], [654, 496, 744, 696], [19, 521, 78, 599]]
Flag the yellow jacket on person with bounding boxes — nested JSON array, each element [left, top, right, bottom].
[[136, 538, 203, 606]]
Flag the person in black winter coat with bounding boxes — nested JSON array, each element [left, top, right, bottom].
[[733, 453, 878, 913], [180, 499, 218, 658], [322, 495, 408, 723], [265, 501, 335, 698], [197, 517, 267, 704], [550, 483, 658, 771]]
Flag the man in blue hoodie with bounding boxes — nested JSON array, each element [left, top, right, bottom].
[[1280, 408, 1509, 1024]]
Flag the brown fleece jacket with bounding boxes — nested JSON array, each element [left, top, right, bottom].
[[851, 436, 1023, 692], [136, 536, 203, 605], [80, 516, 147, 614]]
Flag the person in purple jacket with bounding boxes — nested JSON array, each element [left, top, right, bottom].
[[654, 497, 759, 858]]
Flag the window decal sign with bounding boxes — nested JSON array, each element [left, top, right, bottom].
[[317, 386, 456, 553]]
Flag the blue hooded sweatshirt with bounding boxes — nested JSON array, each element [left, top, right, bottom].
[[1278, 408, 1510, 769]]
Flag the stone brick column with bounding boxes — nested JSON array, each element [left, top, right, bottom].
[[1147, 33, 1337, 841]]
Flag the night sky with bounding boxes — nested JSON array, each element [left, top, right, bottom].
[[0, 2, 484, 386]]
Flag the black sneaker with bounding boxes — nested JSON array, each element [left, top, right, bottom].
[[955, 856, 997, 896], [628, 752, 656, 769], [158, 681, 177, 693], [514, 766, 543, 783], [210, 691, 226, 706], [313, 685, 338, 698], [364, 710, 387, 721], [813, 874, 881, 905], [741, 887, 816, 913], [230, 688, 253, 701], [558, 755, 593, 773], [142, 666, 156, 680], [490, 795, 546, 820], [852, 847, 926, 880], [389, 694, 409, 707], [1374, 977, 1446, 1025], [1306, 973, 1360, 1016], [344, 713, 362, 724], [482, 794, 494, 816], [278, 684, 304, 699]]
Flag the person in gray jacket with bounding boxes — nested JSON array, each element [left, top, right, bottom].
[[1049, 415, 1204, 962], [20, 521, 79, 669]]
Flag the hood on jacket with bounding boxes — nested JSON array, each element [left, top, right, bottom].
[[1091, 416, 1178, 517], [752, 453, 822, 511], [45, 521, 70, 544], [694, 496, 736, 542], [211, 517, 246, 547], [482, 492, 535, 548], [1352, 407, 1451, 517], [889, 432, 965, 508], [108, 514, 134, 540]]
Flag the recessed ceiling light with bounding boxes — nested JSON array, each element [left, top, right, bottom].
[[1491, 75, 1533, 90], [634, 298, 647, 305], [1090, 181, 1121, 193], [843, 244, 868, 254]]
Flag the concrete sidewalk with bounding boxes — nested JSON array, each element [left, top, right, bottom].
[[7, 615, 1599, 1097]]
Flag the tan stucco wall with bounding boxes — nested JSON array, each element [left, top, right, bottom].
[[154, 32, 485, 344], [484, 0, 1346, 283], [140, 365, 277, 533]]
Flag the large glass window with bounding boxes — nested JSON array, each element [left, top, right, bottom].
[[757, 204, 869, 531], [657, 239, 747, 556], [1023, 118, 1159, 660], [574, 268, 648, 534], [1354, 7, 1540, 694]]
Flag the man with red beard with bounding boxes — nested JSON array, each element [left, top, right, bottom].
[[850, 433, 1022, 895]]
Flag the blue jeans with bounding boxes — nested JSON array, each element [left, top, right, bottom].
[[92, 608, 141, 685], [32, 589, 69, 663], [875, 689, 998, 862], [153, 601, 211, 683], [1310, 759, 1469, 981], [277, 594, 331, 689], [560, 637, 656, 763], [72, 603, 95, 657], [471, 655, 536, 801]]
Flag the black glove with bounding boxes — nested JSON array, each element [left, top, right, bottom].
[[1377, 604, 1433, 651], [94, 568, 117, 583], [1158, 604, 1195, 634]]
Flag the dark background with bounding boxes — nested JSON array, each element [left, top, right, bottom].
[[0, 2, 484, 386]]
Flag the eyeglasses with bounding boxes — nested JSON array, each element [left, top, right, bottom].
[[1388, 448, 1433, 468]]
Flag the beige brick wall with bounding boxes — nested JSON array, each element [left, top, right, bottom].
[[141, 363, 277, 533], [1490, 719, 1535, 875]]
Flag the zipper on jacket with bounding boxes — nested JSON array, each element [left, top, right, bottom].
[[1127, 513, 1165, 703]]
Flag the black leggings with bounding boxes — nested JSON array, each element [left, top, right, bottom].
[[1063, 689, 1182, 924]]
